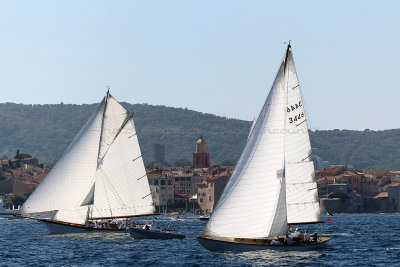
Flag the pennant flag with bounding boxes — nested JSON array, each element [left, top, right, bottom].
[[327, 218, 332, 222], [326, 211, 330, 216]]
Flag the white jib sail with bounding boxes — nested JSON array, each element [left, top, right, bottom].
[[203, 60, 288, 239], [20, 100, 105, 215], [90, 96, 154, 218], [284, 48, 321, 224]]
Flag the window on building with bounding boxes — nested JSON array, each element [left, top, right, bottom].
[[168, 180, 173, 185], [186, 177, 191, 181], [200, 198, 203, 202], [154, 180, 159, 185], [161, 180, 165, 185], [209, 196, 212, 202]]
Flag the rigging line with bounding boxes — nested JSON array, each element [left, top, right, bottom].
[[97, 91, 110, 161], [142, 192, 151, 199], [117, 120, 137, 214], [99, 114, 133, 162], [132, 155, 142, 162], [287, 201, 317, 205], [98, 171, 113, 218], [286, 155, 312, 165], [98, 166, 127, 215], [296, 119, 307, 127], [137, 174, 147, 181], [99, 166, 128, 209], [90, 204, 105, 220], [287, 181, 315, 185]]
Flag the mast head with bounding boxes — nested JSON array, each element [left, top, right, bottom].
[[284, 40, 291, 50]]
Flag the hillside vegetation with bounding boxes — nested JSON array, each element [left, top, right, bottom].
[[0, 102, 399, 170]]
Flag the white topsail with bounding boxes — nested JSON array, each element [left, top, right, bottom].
[[21, 92, 154, 224], [202, 44, 320, 239]]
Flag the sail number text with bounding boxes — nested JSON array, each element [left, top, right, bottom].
[[289, 112, 304, 123], [286, 101, 302, 113]]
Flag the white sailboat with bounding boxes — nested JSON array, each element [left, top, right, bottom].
[[20, 90, 155, 234], [197, 43, 332, 251]]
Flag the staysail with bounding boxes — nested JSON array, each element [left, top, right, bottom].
[[21, 92, 154, 224], [202, 44, 320, 239]]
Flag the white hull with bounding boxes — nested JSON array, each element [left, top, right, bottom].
[[197, 236, 332, 252]]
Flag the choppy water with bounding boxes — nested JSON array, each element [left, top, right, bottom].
[[0, 214, 399, 266]]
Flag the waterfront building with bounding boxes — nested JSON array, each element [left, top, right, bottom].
[[193, 135, 210, 168], [388, 182, 400, 212], [147, 174, 174, 209], [197, 174, 230, 213], [173, 172, 204, 198]]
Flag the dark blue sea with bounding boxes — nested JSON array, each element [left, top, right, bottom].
[[0, 214, 399, 266]]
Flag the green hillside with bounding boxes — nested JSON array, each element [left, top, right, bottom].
[[0, 102, 399, 169], [0, 102, 249, 166]]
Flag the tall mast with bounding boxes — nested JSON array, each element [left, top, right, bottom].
[[97, 87, 110, 164], [283, 40, 291, 74]]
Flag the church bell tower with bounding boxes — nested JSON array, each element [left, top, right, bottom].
[[193, 134, 210, 168]]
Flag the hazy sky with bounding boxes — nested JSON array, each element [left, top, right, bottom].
[[0, 1, 399, 130]]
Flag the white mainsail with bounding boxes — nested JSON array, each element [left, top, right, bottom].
[[21, 92, 154, 224], [284, 49, 321, 224], [202, 44, 320, 239], [90, 97, 154, 218]]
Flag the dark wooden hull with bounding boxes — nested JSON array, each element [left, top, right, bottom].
[[129, 227, 185, 239], [197, 235, 333, 251], [37, 218, 127, 234]]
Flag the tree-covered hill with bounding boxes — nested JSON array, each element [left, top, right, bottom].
[[0, 102, 249, 166], [0, 102, 399, 170]]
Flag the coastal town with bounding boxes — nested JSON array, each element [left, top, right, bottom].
[[1, 135, 400, 215]]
